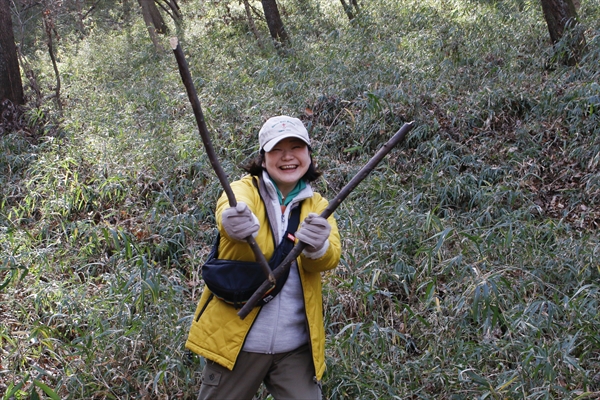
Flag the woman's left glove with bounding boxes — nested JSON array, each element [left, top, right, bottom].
[[295, 213, 331, 258]]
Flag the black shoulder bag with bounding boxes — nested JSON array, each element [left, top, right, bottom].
[[201, 204, 302, 309]]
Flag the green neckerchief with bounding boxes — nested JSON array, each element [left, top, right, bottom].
[[269, 177, 306, 206]]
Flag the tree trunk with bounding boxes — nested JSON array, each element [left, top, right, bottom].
[[261, 0, 289, 47], [340, 0, 354, 20], [243, 0, 265, 50], [157, 0, 181, 22], [149, 0, 169, 33], [0, 0, 24, 105], [43, 11, 62, 113], [138, 0, 164, 50], [139, 0, 168, 34], [540, 0, 586, 65], [340, 0, 360, 21]]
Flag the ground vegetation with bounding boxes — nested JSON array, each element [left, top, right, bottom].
[[1, 0, 599, 398]]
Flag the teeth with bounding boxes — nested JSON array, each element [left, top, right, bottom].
[[280, 165, 296, 170]]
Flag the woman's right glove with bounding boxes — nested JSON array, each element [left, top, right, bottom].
[[221, 202, 260, 241]]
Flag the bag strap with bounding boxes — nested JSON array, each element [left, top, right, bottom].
[[252, 175, 277, 249], [283, 203, 301, 241]]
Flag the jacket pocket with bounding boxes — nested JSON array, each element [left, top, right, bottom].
[[196, 293, 214, 322]]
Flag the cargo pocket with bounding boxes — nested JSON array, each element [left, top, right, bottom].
[[201, 362, 222, 386]]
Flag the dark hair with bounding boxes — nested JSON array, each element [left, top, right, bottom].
[[242, 147, 322, 182]]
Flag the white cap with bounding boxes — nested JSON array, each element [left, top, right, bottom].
[[258, 116, 311, 152]]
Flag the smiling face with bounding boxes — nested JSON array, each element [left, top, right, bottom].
[[263, 137, 311, 197]]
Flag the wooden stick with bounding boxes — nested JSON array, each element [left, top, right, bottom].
[[170, 37, 275, 284], [237, 121, 415, 319]]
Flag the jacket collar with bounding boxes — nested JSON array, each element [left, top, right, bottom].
[[261, 170, 313, 208]]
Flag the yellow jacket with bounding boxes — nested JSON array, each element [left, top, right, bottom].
[[186, 175, 341, 380]]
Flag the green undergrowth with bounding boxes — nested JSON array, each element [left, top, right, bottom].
[[2, 0, 600, 398]]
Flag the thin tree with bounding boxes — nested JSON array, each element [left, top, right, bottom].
[[0, 0, 24, 106], [43, 8, 62, 112], [340, 0, 359, 21], [540, 0, 586, 65], [261, 0, 289, 47], [138, 0, 166, 50], [137, 0, 182, 50], [243, 0, 265, 50], [156, 0, 181, 22]]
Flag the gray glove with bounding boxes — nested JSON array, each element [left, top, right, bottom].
[[221, 202, 260, 241], [295, 213, 331, 254]]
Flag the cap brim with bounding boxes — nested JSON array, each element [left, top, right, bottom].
[[262, 134, 311, 152]]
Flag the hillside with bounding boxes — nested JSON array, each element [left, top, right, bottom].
[[1, 0, 599, 398]]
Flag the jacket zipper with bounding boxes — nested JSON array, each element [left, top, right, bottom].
[[297, 263, 315, 372], [294, 199, 314, 371]]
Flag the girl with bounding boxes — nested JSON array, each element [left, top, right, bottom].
[[186, 115, 341, 399]]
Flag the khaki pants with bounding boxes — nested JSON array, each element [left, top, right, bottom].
[[197, 344, 322, 400]]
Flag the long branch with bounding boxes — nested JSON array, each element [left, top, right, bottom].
[[170, 37, 275, 284]]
